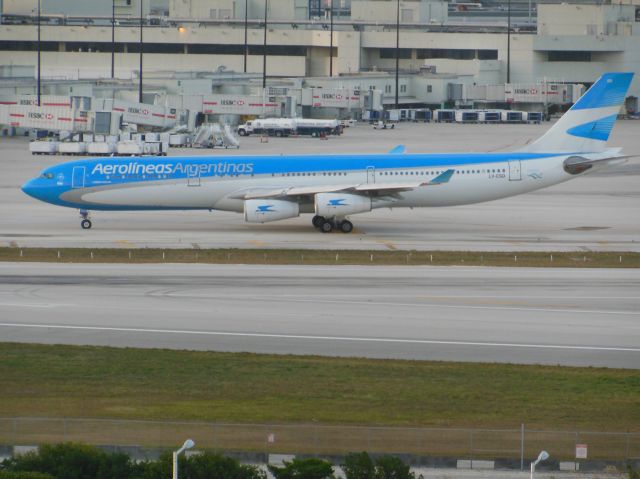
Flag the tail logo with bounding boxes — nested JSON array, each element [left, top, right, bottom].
[[566, 114, 617, 141]]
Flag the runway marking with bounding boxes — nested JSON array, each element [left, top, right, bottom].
[[115, 240, 135, 247], [155, 292, 640, 316], [376, 240, 397, 250], [0, 302, 72, 308], [287, 299, 640, 316], [0, 322, 638, 353]]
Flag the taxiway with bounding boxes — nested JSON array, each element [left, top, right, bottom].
[[2, 121, 639, 251], [1, 262, 638, 368]]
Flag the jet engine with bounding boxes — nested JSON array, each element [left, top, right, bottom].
[[244, 199, 300, 223], [315, 193, 371, 217]]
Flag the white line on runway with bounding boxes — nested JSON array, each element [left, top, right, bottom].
[[0, 302, 73, 308], [156, 293, 640, 316], [1, 322, 639, 353]]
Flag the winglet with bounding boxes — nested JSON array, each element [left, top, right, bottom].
[[428, 168, 455, 185], [389, 145, 406, 154]]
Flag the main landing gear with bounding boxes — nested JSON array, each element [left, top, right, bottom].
[[312, 215, 353, 234], [79, 210, 92, 229]]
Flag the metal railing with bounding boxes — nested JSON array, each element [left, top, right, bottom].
[[1, 417, 638, 464]]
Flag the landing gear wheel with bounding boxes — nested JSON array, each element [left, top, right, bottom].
[[320, 220, 333, 233], [339, 220, 353, 233], [81, 219, 92, 229], [312, 215, 325, 229]]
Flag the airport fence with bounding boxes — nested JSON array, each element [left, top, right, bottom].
[[1, 418, 639, 463]]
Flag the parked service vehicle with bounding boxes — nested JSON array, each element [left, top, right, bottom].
[[237, 118, 342, 137], [294, 118, 342, 136], [237, 118, 296, 137]]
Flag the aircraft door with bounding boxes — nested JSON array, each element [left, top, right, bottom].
[[187, 166, 201, 187], [366, 166, 375, 184], [71, 166, 86, 188], [508, 160, 522, 181]]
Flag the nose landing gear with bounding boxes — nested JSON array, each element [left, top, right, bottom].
[[79, 210, 92, 229], [312, 215, 354, 233]]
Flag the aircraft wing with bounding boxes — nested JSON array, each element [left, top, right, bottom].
[[234, 169, 455, 200], [239, 184, 359, 199]]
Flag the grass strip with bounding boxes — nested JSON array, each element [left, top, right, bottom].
[[0, 247, 639, 268], [1, 343, 638, 429]]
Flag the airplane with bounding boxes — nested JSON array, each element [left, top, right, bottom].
[[22, 72, 634, 233]]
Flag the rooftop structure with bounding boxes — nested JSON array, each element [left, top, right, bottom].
[[0, 0, 638, 104]]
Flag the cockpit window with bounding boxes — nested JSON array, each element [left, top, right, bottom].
[[40, 172, 55, 179]]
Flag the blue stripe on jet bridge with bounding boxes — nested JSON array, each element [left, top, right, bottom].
[[566, 114, 618, 141], [570, 72, 633, 111]]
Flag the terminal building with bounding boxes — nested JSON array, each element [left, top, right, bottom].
[[0, 0, 638, 123]]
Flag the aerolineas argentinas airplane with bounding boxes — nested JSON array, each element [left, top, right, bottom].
[[22, 72, 634, 233]]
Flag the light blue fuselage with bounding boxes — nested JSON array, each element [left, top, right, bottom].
[[21, 72, 633, 228], [21, 151, 571, 213]]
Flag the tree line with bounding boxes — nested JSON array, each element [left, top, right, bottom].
[[0, 443, 417, 479]]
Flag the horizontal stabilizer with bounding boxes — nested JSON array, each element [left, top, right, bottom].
[[563, 149, 630, 175], [389, 145, 406, 154]]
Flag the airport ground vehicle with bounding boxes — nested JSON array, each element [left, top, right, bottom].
[[237, 118, 341, 137]]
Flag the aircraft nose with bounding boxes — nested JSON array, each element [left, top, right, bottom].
[[21, 178, 40, 199]]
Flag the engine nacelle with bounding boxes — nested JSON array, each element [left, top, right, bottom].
[[244, 199, 300, 223], [315, 193, 372, 217]]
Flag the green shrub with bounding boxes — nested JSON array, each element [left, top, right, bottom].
[[268, 458, 334, 479], [183, 452, 266, 479], [1, 443, 136, 479], [0, 472, 55, 479], [341, 453, 414, 479], [342, 452, 375, 479], [373, 456, 414, 479]]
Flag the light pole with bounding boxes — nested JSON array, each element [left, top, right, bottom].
[[262, 0, 268, 89], [111, 0, 115, 79], [139, 0, 144, 103], [37, 0, 41, 106], [506, 0, 511, 84], [172, 438, 195, 479], [329, 0, 333, 77], [394, 0, 400, 109], [530, 450, 549, 479], [244, 0, 248, 73]]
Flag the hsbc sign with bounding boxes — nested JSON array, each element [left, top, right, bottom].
[[221, 99, 245, 106], [28, 112, 54, 120], [309, 88, 359, 108], [127, 107, 150, 115], [201, 95, 280, 115]]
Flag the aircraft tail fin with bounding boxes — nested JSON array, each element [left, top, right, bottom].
[[519, 72, 634, 153]]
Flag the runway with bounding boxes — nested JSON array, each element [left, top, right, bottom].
[[2, 122, 640, 252], [1, 262, 638, 368]]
